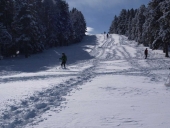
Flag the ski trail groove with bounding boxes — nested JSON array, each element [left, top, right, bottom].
[[0, 63, 96, 128], [1, 34, 170, 128]]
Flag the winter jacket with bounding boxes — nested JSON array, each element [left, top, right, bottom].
[[145, 49, 148, 55], [60, 55, 67, 62]]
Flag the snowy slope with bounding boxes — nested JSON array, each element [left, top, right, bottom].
[[0, 34, 170, 128]]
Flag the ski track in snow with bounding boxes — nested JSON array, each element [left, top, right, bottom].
[[0, 34, 170, 127]]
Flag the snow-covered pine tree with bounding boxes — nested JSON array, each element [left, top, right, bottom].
[[0, 0, 13, 56], [34, 0, 46, 49], [126, 9, 134, 39], [135, 5, 146, 44], [0, 0, 87, 58], [117, 9, 127, 35], [70, 8, 86, 43], [129, 11, 138, 41], [109, 8, 136, 39], [42, 0, 56, 48], [0, 26, 12, 56], [142, 0, 164, 48], [54, 0, 72, 46], [124, 10, 131, 36], [0, 0, 14, 29], [12, 0, 44, 58], [0, 0, 6, 27], [158, 0, 170, 57], [109, 15, 118, 34], [109, 0, 170, 58], [77, 10, 86, 39]]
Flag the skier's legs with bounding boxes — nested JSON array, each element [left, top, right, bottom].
[[63, 62, 66, 68], [61, 61, 66, 68], [61, 62, 64, 67]]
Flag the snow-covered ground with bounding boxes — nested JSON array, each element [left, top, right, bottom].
[[0, 34, 170, 128]]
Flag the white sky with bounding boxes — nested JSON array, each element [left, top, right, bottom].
[[0, 34, 170, 127], [66, 0, 151, 34]]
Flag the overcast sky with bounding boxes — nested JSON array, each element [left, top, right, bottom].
[[65, 0, 151, 34]]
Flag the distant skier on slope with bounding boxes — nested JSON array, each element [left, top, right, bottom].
[[144, 48, 148, 59], [59, 53, 67, 68], [107, 33, 109, 38]]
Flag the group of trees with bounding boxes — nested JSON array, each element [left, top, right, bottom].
[[109, 0, 170, 57], [0, 0, 86, 58]]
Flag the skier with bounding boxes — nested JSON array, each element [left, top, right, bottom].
[[107, 33, 109, 38], [144, 48, 148, 59], [59, 53, 67, 68]]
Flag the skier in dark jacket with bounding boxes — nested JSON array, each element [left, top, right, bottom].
[[144, 48, 148, 59], [107, 33, 109, 38], [60, 53, 67, 68]]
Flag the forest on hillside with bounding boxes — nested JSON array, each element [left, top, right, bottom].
[[109, 0, 170, 57], [0, 0, 86, 58]]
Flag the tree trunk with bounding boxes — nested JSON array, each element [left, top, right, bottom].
[[165, 42, 169, 57], [163, 43, 165, 53]]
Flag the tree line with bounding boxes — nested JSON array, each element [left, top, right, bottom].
[[0, 0, 86, 58], [109, 0, 170, 57]]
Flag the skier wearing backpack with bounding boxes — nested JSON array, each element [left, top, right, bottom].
[[60, 53, 67, 68]]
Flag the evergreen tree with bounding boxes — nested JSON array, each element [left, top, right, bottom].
[[12, 0, 44, 57], [109, 15, 118, 34], [135, 5, 146, 44], [109, 0, 170, 57], [158, 0, 170, 57], [42, 0, 55, 47], [54, 0, 71, 46], [117, 9, 127, 35], [126, 9, 136, 39], [129, 9, 138, 41], [142, 0, 164, 48], [0, 27, 12, 56], [70, 8, 86, 43], [0, 0, 14, 56], [0, 0, 87, 58]]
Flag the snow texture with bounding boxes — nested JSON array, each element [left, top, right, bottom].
[[0, 34, 170, 128]]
